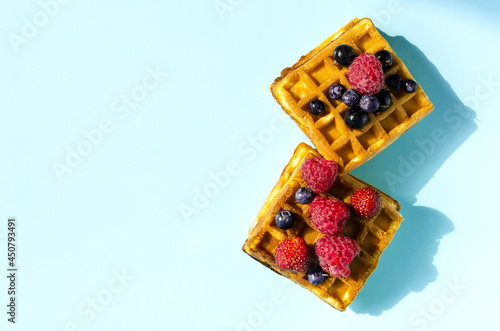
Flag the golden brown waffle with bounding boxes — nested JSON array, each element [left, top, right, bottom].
[[271, 18, 433, 174], [242, 143, 404, 311]]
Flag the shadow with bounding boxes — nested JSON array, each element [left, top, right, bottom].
[[351, 31, 478, 203], [349, 31, 478, 315], [349, 204, 454, 315]]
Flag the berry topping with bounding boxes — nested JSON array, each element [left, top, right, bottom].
[[342, 88, 360, 107], [333, 44, 356, 66], [375, 90, 391, 111], [275, 210, 294, 230], [347, 53, 385, 94], [350, 187, 382, 219], [344, 106, 369, 129], [315, 235, 360, 278], [307, 265, 327, 285], [374, 50, 393, 71], [403, 79, 417, 93], [359, 94, 380, 112], [274, 237, 311, 273], [386, 74, 403, 90], [295, 187, 315, 204], [328, 83, 346, 100], [301, 157, 338, 194], [309, 99, 324, 115], [310, 196, 350, 236]]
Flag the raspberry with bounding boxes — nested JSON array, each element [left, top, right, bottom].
[[301, 157, 338, 194], [350, 187, 382, 219], [347, 53, 385, 94], [310, 196, 350, 236], [274, 237, 311, 273], [315, 235, 360, 278]]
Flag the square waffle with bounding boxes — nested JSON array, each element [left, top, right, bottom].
[[270, 17, 433, 174], [242, 143, 404, 311]]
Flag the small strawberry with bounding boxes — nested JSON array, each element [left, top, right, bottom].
[[301, 157, 338, 194], [310, 196, 350, 236], [350, 187, 382, 219], [315, 235, 360, 278], [274, 237, 311, 273]]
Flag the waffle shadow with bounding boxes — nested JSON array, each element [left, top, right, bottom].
[[349, 204, 454, 315], [352, 31, 478, 203], [349, 31, 473, 315]]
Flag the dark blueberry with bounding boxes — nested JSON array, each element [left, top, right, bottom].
[[342, 89, 360, 107], [333, 44, 356, 66], [359, 94, 380, 112], [295, 187, 315, 204], [307, 265, 326, 285], [376, 90, 391, 111], [328, 83, 346, 100], [275, 210, 294, 230], [344, 106, 369, 129], [403, 79, 417, 93], [386, 74, 403, 90], [375, 50, 393, 71], [308, 99, 324, 115]]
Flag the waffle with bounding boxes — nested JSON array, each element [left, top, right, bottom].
[[242, 143, 404, 311], [270, 18, 433, 174]]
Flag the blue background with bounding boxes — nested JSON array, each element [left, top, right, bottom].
[[1, 1, 499, 330]]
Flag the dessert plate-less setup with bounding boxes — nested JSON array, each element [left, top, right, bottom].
[[243, 18, 434, 311]]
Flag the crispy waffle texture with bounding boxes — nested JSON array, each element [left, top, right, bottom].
[[242, 143, 404, 311], [271, 17, 433, 174]]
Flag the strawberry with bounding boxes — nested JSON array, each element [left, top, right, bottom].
[[274, 237, 311, 273], [301, 157, 338, 194], [350, 187, 382, 219]]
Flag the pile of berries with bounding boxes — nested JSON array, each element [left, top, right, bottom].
[[273, 156, 383, 284], [307, 44, 418, 129]]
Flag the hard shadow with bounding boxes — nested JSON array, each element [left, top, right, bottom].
[[349, 204, 454, 315], [352, 31, 478, 203], [349, 31, 478, 315]]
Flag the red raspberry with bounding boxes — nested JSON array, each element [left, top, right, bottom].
[[350, 187, 382, 219], [301, 157, 338, 194], [315, 235, 360, 278], [274, 237, 311, 273], [347, 53, 385, 94], [310, 196, 350, 236]]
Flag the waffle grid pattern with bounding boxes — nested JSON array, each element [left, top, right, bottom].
[[271, 18, 433, 173], [243, 143, 403, 311]]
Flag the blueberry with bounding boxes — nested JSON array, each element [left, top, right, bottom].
[[403, 79, 417, 93], [344, 106, 369, 129], [295, 187, 315, 204], [275, 210, 294, 230], [386, 74, 403, 90], [307, 265, 326, 285], [333, 44, 356, 66], [328, 83, 346, 100], [376, 90, 391, 111], [342, 89, 360, 107], [308, 99, 324, 115], [375, 50, 393, 71], [359, 94, 380, 112]]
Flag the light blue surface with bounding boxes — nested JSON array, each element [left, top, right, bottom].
[[1, 1, 500, 330]]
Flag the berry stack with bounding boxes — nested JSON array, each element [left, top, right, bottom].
[[243, 143, 404, 311], [270, 18, 433, 175], [309, 45, 418, 130], [272, 155, 384, 283]]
